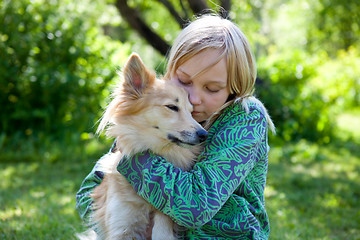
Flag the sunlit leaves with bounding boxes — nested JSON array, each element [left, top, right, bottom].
[[0, 0, 130, 137]]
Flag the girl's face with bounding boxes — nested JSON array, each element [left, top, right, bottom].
[[171, 49, 230, 123]]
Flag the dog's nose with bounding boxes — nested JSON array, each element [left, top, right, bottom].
[[197, 129, 208, 142]]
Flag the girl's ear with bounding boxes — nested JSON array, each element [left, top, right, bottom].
[[123, 53, 155, 98]]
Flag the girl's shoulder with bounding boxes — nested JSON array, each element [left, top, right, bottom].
[[215, 96, 276, 133], [236, 96, 269, 117]]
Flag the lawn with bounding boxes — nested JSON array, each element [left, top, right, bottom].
[[266, 140, 360, 239], [1, 114, 359, 239]]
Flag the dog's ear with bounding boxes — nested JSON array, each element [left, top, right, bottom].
[[123, 53, 155, 98], [96, 53, 155, 135]]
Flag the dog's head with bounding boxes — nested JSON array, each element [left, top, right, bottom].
[[98, 53, 207, 154]]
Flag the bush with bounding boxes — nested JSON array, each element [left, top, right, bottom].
[[310, 47, 360, 108], [0, 0, 129, 139], [256, 50, 335, 143]]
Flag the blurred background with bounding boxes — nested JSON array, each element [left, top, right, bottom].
[[0, 0, 359, 239]]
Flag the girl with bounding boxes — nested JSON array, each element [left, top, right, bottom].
[[76, 14, 275, 239]]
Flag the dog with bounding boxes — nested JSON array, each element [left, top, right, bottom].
[[78, 53, 207, 240]]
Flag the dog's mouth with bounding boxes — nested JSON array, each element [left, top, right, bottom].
[[167, 134, 196, 147], [167, 129, 207, 147]]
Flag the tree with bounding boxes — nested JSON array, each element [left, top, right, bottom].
[[0, 0, 129, 136], [109, 0, 359, 143], [114, 0, 231, 55]]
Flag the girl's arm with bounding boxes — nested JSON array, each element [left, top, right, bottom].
[[117, 107, 268, 228], [75, 142, 117, 225], [75, 159, 105, 225]]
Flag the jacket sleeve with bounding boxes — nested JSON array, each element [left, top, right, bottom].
[[75, 159, 105, 225], [117, 109, 267, 228], [75, 141, 117, 225]]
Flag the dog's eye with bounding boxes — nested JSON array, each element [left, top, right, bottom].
[[165, 104, 179, 112]]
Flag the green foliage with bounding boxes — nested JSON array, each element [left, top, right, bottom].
[[257, 50, 334, 142], [310, 47, 360, 108], [0, 0, 359, 238], [306, 0, 360, 56], [0, 130, 113, 163], [249, 0, 359, 142], [0, 0, 130, 139]]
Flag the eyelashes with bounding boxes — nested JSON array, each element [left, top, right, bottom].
[[206, 88, 220, 93], [177, 77, 191, 86], [177, 77, 221, 93], [165, 104, 179, 112]]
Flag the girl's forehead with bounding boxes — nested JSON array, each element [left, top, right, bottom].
[[176, 49, 226, 80], [175, 53, 228, 87]]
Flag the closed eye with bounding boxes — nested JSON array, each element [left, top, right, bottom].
[[177, 77, 191, 86], [165, 104, 179, 112], [206, 87, 220, 93]]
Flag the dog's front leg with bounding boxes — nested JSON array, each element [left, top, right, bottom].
[[104, 174, 152, 240], [152, 211, 176, 240]]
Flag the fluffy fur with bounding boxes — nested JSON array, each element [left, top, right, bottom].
[[78, 53, 207, 240]]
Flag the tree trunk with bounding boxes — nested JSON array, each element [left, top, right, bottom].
[[115, 0, 171, 55], [187, 0, 208, 15], [157, 0, 188, 28], [115, 0, 232, 55]]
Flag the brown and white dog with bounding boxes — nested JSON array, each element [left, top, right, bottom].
[[78, 53, 207, 240]]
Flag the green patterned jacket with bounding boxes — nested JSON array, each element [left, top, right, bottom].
[[76, 100, 272, 239]]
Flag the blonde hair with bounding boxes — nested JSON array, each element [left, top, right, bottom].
[[165, 14, 256, 96], [165, 14, 274, 132]]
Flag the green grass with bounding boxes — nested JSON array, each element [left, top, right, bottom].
[[265, 110, 360, 240], [266, 140, 360, 239], [0, 161, 89, 239], [1, 112, 359, 239], [0, 137, 111, 239]]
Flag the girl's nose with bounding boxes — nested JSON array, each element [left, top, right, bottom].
[[188, 88, 201, 105]]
